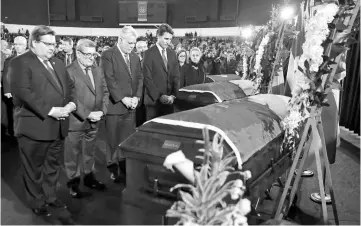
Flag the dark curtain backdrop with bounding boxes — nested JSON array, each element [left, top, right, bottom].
[[340, 31, 360, 135]]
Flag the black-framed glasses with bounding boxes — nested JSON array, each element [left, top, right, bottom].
[[38, 40, 56, 48], [78, 50, 97, 58]]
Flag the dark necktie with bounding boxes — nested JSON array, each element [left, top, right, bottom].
[[85, 67, 95, 89], [43, 60, 62, 89], [162, 48, 168, 70], [124, 53, 131, 73]]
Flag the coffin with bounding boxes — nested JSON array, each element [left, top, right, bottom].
[[120, 98, 293, 217], [205, 74, 242, 83], [174, 82, 247, 112]]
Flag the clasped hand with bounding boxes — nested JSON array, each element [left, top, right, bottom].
[[122, 97, 139, 110], [49, 107, 70, 120], [160, 95, 175, 105], [49, 103, 76, 120], [88, 111, 103, 122]]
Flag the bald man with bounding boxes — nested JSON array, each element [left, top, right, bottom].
[[2, 36, 27, 136]]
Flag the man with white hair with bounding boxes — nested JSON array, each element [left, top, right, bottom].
[[3, 36, 28, 98], [2, 36, 28, 137], [101, 26, 143, 184]]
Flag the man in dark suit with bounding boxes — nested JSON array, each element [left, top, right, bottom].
[[65, 39, 109, 198], [2, 36, 28, 137], [143, 24, 180, 120], [101, 26, 143, 183], [55, 37, 76, 66], [9, 25, 76, 216]]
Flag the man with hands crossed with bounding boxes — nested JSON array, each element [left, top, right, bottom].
[[101, 26, 143, 183], [64, 39, 109, 198], [143, 24, 180, 120], [9, 26, 76, 216]]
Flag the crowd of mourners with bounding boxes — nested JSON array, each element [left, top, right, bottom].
[[1, 26, 247, 76]]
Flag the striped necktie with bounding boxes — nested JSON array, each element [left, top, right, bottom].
[[162, 48, 168, 70], [124, 53, 131, 73]]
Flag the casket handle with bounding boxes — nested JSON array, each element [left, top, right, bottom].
[[153, 178, 159, 195]]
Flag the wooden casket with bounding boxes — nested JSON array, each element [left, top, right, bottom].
[[174, 82, 246, 112], [120, 99, 293, 222]]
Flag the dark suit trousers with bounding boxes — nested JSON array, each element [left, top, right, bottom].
[[64, 128, 98, 180], [18, 135, 64, 208], [105, 112, 135, 165], [145, 102, 174, 121]]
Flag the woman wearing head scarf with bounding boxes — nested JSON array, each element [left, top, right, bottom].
[[182, 47, 206, 87]]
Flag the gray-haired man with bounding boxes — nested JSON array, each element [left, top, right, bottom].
[[65, 38, 109, 198]]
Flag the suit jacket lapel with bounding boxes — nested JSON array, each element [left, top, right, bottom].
[[114, 47, 131, 77], [130, 53, 138, 79], [166, 48, 172, 73], [74, 61, 95, 94], [30, 53, 63, 95], [154, 46, 167, 72], [92, 67, 102, 94]]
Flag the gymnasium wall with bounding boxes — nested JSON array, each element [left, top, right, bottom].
[[1, 0, 282, 28]]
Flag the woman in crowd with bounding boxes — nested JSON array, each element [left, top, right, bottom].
[[177, 49, 187, 88], [181, 47, 205, 87]]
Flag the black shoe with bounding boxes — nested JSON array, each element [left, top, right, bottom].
[[32, 205, 51, 216], [46, 199, 67, 209], [84, 173, 107, 191], [69, 186, 92, 199], [67, 177, 92, 199], [110, 172, 124, 184], [108, 163, 123, 184]]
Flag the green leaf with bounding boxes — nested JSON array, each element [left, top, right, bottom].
[[346, 37, 358, 45], [333, 31, 352, 44], [330, 45, 349, 58], [328, 23, 336, 29], [178, 190, 198, 209], [330, 81, 343, 90], [335, 23, 348, 31]]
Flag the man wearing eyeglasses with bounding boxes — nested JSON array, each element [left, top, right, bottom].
[[100, 26, 143, 184], [9, 25, 76, 217], [64, 39, 109, 198]]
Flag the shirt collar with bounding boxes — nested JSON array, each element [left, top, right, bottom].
[[156, 43, 166, 53], [117, 45, 129, 58], [77, 60, 90, 71]]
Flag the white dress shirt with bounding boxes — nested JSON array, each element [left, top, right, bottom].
[[156, 43, 167, 61]]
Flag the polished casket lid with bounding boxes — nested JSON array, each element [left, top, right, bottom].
[[145, 99, 283, 166], [206, 74, 242, 83], [178, 81, 246, 102]]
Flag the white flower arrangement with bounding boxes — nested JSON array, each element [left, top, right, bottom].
[[254, 33, 271, 73], [242, 55, 248, 78], [298, 3, 339, 73], [281, 2, 348, 155], [253, 33, 271, 93]]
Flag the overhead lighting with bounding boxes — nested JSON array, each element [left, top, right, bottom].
[[241, 27, 253, 39], [280, 6, 294, 20]]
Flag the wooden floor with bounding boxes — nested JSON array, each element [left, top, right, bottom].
[[1, 134, 360, 225]]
